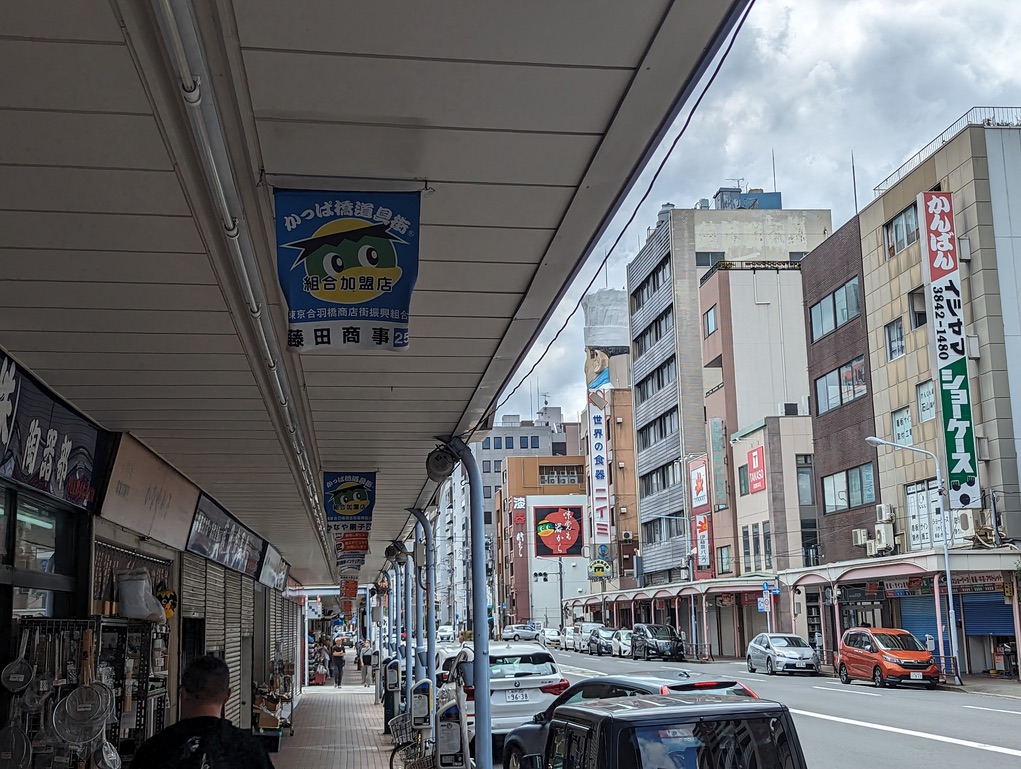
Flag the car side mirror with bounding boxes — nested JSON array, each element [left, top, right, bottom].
[[521, 754, 544, 769], [533, 711, 547, 724]]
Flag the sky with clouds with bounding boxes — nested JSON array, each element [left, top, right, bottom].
[[495, 0, 1021, 426]]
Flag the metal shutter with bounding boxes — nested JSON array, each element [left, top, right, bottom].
[[897, 594, 961, 651], [241, 577, 255, 636], [205, 561, 226, 652], [181, 553, 206, 618], [961, 592, 1015, 636], [269, 589, 281, 662], [224, 571, 243, 723]]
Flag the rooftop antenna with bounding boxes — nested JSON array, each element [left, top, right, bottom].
[[771, 148, 777, 192], [727, 177, 745, 191], [851, 151, 859, 212]]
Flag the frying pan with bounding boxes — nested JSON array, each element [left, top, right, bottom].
[[0, 697, 32, 769], [64, 630, 106, 729], [1, 632, 33, 694]]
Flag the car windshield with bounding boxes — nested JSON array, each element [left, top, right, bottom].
[[597, 629, 616, 639], [490, 653, 556, 680], [622, 631, 632, 640], [770, 635, 809, 648], [624, 717, 789, 769], [648, 625, 678, 639], [547, 630, 560, 636], [873, 632, 924, 652]]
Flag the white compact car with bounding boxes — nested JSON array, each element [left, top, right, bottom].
[[562, 627, 577, 651], [437, 625, 455, 642], [439, 642, 570, 743], [539, 628, 561, 648], [611, 628, 633, 657]]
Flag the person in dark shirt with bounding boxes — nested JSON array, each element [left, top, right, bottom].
[[131, 655, 274, 769], [330, 640, 346, 687]]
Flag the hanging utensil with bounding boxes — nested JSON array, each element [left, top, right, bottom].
[[23, 631, 51, 712], [64, 630, 105, 729], [93, 737, 121, 769], [0, 696, 33, 769], [1, 631, 33, 694]]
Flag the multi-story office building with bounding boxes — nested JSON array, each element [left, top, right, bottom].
[[627, 189, 831, 586]]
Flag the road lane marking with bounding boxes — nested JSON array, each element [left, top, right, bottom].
[[789, 709, 1021, 757], [964, 705, 1021, 715], [558, 665, 606, 677], [812, 685, 880, 697]]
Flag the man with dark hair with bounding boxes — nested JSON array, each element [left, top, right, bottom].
[[131, 655, 274, 768]]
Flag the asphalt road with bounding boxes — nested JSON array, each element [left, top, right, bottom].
[[546, 647, 1021, 769]]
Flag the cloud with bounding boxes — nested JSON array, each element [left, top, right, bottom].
[[498, 0, 1021, 426]]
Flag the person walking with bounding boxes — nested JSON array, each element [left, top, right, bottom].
[[130, 655, 273, 768], [360, 640, 373, 687], [331, 637, 346, 687]]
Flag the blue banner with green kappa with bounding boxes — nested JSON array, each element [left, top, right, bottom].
[[325, 471, 375, 567], [275, 190, 420, 352]]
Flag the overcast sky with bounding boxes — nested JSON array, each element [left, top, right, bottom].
[[495, 0, 1021, 426]]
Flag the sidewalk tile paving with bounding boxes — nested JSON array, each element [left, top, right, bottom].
[[274, 683, 391, 769]]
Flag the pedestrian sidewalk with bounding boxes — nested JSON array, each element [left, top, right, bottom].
[[958, 674, 1021, 698], [274, 683, 390, 769]]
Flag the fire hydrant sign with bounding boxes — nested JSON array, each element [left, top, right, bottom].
[[275, 189, 420, 353], [919, 191, 980, 509]]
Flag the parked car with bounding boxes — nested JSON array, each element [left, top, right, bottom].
[[440, 642, 570, 747], [837, 626, 939, 689], [562, 627, 577, 651], [513, 692, 804, 769], [502, 672, 758, 769], [611, 629, 632, 658], [539, 628, 561, 648], [588, 627, 616, 656], [502, 624, 541, 642], [437, 624, 455, 642], [746, 633, 820, 675], [631, 623, 685, 660], [576, 622, 605, 653]]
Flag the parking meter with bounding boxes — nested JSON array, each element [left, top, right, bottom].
[[411, 679, 433, 731], [386, 659, 401, 692], [436, 701, 464, 768]]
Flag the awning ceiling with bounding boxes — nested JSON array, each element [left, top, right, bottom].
[[0, 0, 750, 584]]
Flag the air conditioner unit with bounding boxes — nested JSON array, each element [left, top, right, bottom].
[[866, 540, 878, 557], [957, 510, 977, 538], [876, 504, 893, 523], [777, 402, 799, 417], [621, 530, 634, 541], [851, 529, 870, 547], [875, 523, 895, 552]]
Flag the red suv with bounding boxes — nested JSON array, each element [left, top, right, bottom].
[[836, 627, 939, 689]]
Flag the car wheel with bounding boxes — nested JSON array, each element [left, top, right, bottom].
[[872, 666, 886, 688], [926, 680, 937, 690], [839, 664, 850, 684], [766, 658, 775, 676], [631, 645, 637, 660], [513, 634, 520, 641], [504, 746, 524, 769], [746, 656, 756, 673], [644, 646, 652, 661]]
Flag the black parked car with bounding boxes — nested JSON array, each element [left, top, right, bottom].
[[500, 672, 755, 769], [587, 627, 617, 656], [631, 623, 686, 660]]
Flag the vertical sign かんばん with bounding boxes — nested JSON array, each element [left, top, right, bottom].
[[919, 191, 980, 510], [325, 471, 376, 573], [688, 455, 712, 572], [747, 446, 766, 494], [587, 388, 610, 544], [276, 190, 420, 353]]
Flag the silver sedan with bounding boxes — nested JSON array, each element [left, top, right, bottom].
[[746, 632, 820, 675], [501, 624, 540, 641]]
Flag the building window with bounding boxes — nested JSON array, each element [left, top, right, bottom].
[[893, 406, 912, 446], [885, 203, 920, 259], [752, 523, 762, 571], [630, 256, 671, 314], [717, 545, 733, 574], [519, 436, 528, 449], [635, 357, 677, 405], [815, 370, 840, 414], [703, 305, 718, 338], [885, 318, 905, 361], [530, 435, 540, 449], [637, 408, 678, 450], [909, 287, 927, 329], [763, 521, 772, 569], [738, 465, 750, 496], [695, 251, 725, 268], [482, 437, 491, 450], [505, 436, 514, 448], [493, 437, 502, 450], [742, 527, 751, 572], [788, 251, 808, 262], [796, 455, 814, 506], [483, 486, 492, 499], [817, 356, 868, 415], [642, 519, 662, 544], [639, 461, 680, 498], [494, 459, 502, 472], [917, 380, 936, 422], [810, 277, 860, 341], [822, 463, 876, 513], [633, 308, 674, 359], [482, 460, 491, 473]]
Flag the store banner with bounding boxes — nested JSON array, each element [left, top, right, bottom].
[[275, 189, 420, 353], [325, 471, 375, 567], [919, 191, 980, 509], [688, 454, 713, 574], [186, 493, 264, 578], [259, 543, 290, 591], [586, 387, 611, 544], [747, 446, 766, 494], [0, 349, 110, 511], [534, 505, 584, 557]]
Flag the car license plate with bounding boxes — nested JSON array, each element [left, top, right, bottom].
[[505, 690, 529, 702], [795, 661, 805, 668], [910, 672, 923, 680]]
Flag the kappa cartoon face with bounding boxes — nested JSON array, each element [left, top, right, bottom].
[[330, 482, 371, 516], [286, 219, 403, 304]]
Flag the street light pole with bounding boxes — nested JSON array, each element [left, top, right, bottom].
[[558, 558, 564, 630], [866, 436, 962, 684]]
